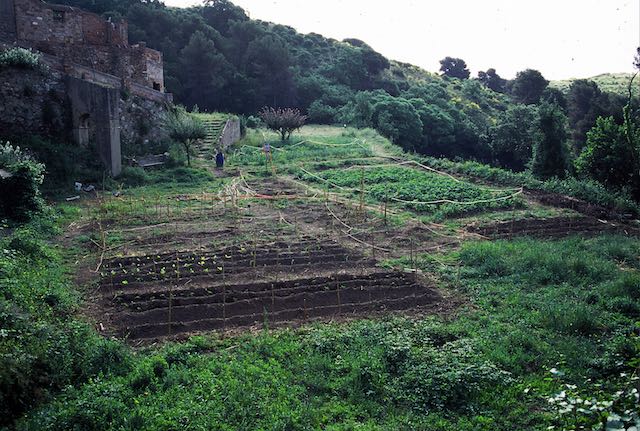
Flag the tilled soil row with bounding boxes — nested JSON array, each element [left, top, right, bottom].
[[103, 242, 345, 271], [102, 253, 370, 288], [467, 216, 639, 239], [101, 243, 368, 287], [115, 271, 439, 340], [114, 272, 411, 310], [112, 272, 399, 305]]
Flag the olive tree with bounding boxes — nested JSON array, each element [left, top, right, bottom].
[[162, 107, 206, 167]]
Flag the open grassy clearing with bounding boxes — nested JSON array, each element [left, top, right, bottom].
[[5, 125, 640, 430], [226, 127, 381, 173]]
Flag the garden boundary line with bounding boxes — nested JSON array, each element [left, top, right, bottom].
[[298, 166, 524, 207], [391, 188, 524, 206], [342, 160, 523, 193]]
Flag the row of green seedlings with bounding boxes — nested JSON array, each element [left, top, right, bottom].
[[102, 236, 361, 287], [104, 241, 373, 336], [86, 191, 245, 224]]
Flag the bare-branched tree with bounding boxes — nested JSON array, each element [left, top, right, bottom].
[[259, 107, 307, 141]]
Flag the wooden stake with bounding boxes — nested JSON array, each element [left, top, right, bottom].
[[336, 274, 341, 314], [303, 298, 308, 321], [253, 239, 257, 268], [372, 233, 376, 259], [384, 198, 388, 226], [275, 247, 280, 284], [169, 251, 177, 337], [222, 261, 226, 331], [359, 167, 365, 218]]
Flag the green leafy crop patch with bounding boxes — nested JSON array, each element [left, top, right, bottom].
[[300, 165, 524, 219]]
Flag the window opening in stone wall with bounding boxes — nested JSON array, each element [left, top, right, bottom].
[[153, 82, 161, 91], [53, 10, 65, 22]]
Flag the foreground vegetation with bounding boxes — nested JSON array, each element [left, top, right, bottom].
[[2, 127, 639, 430], [4, 215, 638, 429]]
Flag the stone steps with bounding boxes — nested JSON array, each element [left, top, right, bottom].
[[198, 117, 228, 159]]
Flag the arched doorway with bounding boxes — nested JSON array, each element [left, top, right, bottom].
[[75, 113, 90, 146]]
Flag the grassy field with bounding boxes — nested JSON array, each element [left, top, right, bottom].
[[2, 125, 639, 430], [550, 72, 638, 97]]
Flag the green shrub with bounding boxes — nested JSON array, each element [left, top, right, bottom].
[[166, 142, 187, 167], [0, 47, 43, 70], [605, 272, 640, 299], [0, 215, 132, 427], [245, 115, 262, 128], [4, 136, 108, 193], [308, 100, 338, 124], [7, 226, 52, 259], [116, 166, 149, 187], [604, 297, 640, 318], [0, 143, 45, 222], [162, 106, 206, 167], [129, 356, 168, 391], [538, 302, 602, 335]]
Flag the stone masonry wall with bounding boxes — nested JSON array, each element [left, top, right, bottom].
[[0, 65, 69, 138], [0, 0, 17, 41], [13, 0, 127, 48], [119, 94, 170, 150], [218, 118, 241, 150], [0, 61, 169, 174], [2, 0, 165, 93]]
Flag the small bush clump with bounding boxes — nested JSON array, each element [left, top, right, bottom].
[[0, 142, 45, 221], [0, 47, 43, 71]]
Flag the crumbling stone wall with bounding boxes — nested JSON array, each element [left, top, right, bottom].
[[0, 0, 173, 176], [0, 62, 169, 175], [130, 42, 164, 92], [66, 76, 121, 175], [0, 65, 69, 138], [0, 0, 16, 41], [218, 118, 241, 150], [1, 0, 165, 92], [119, 94, 170, 151]]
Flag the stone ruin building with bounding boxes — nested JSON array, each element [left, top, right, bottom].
[[0, 0, 173, 175]]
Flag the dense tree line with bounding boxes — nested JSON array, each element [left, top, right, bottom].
[[52, 0, 640, 197]]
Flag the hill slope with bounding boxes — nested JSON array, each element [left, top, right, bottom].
[[550, 72, 638, 96]]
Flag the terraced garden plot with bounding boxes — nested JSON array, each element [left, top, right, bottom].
[[84, 177, 453, 343], [106, 270, 440, 340], [229, 135, 374, 169], [100, 237, 371, 288], [244, 177, 460, 257], [296, 165, 524, 219], [467, 216, 640, 239]]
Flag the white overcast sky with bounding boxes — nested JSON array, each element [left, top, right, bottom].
[[164, 0, 640, 80]]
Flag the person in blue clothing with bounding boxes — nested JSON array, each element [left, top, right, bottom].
[[215, 149, 224, 169]]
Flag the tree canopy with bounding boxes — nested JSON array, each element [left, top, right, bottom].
[[510, 69, 549, 105], [439, 57, 470, 79]]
